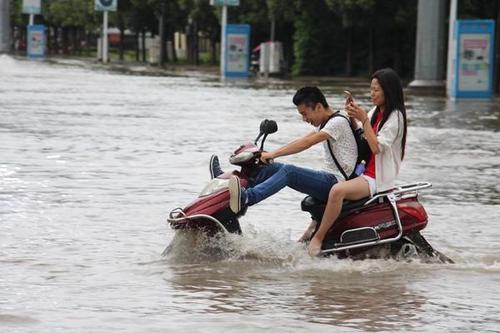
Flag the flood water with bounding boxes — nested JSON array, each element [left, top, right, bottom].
[[1, 55, 500, 333]]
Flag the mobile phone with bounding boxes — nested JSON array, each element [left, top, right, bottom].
[[343, 90, 353, 103]]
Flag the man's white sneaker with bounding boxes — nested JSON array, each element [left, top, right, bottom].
[[228, 175, 242, 213]]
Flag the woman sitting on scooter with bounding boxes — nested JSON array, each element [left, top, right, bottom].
[[307, 68, 408, 256]]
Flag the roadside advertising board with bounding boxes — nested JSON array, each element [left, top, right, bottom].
[[224, 24, 251, 78], [453, 20, 495, 98], [27, 24, 46, 59]]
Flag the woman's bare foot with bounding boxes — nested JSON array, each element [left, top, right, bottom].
[[297, 220, 317, 243], [307, 237, 322, 256]]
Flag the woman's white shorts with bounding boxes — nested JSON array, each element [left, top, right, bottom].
[[362, 175, 377, 197]]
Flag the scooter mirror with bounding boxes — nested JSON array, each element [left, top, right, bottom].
[[259, 119, 278, 135]]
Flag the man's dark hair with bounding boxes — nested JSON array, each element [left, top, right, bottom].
[[292, 86, 329, 108]]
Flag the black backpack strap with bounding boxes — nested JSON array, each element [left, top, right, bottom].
[[320, 111, 350, 181], [326, 139, 349, 181]]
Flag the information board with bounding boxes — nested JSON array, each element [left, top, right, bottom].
[[224, 24, 251, 78], [453, 20, 495, 98], [27, 24, 45, 59]]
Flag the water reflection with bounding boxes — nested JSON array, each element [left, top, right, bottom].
[[407, 96, 500, 130], [300, 277, 425, 331]]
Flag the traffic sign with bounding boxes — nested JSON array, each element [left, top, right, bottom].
[[22, 0, 41, 15], [210, 0, 240, 6], [95, 0, 117, 12]]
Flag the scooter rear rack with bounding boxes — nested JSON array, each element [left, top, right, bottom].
[[320, 182, 432, 255]]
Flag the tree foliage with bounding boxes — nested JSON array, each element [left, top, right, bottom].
[[8, 0, 499, 79]]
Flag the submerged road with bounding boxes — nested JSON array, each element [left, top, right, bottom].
[[1, 55, 500, 332]]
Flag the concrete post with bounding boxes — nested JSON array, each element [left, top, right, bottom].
[[0, 0, 11, 53], [409, 0, 447, 88]]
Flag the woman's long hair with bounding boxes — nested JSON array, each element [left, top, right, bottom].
[[370, 68, 407, 159]]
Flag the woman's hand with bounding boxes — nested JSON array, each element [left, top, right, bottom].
[[346, 101, 369, 124]]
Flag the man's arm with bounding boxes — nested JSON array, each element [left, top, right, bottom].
[[262, 130, 330, 161]]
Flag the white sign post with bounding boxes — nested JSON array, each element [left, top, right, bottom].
[[210, 0, 240, 77], [95, 0, 117, 64], [23, 0, 44, 59]]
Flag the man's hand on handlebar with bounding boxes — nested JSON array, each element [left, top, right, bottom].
[[260, 151, 274, 164]]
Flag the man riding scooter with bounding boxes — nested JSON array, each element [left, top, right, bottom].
[[210, 86, 358, 240]]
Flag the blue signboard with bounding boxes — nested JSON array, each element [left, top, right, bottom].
[[210, 0, 240, 6], [27, 24, 46, 59], [224, 24, 251, 78], [453, 20, 495, 98], [22, 0, 41, 15], [95, 0, 117, 11]]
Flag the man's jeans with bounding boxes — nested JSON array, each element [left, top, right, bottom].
[[245, 163, 339, 206]]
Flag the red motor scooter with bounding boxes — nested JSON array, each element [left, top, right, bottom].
[[167, 119, 452, 262]]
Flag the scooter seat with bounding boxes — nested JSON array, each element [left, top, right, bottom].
[[301, 196, 371, 215]]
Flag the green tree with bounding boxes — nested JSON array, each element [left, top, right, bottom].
[[43, 0, 99, 54], [292, 0, 340, 75], [326, 0, 375, 76], [370, 0, 417, 77], [182, 0, 219, 64], [129, 0, 158, 62]]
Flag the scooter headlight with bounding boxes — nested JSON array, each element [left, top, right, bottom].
[[230, 151, 254, 164]]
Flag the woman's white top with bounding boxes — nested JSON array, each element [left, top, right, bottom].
[[367, 107, 405, 192]]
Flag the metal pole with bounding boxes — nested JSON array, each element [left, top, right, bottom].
[[29, 14, 34, 26], [103, 11, 109, 63], [270, 16, 275, 42], [446, 0, 457, 97], [220, 5, 227, 77]]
